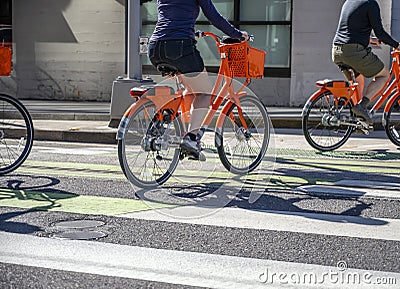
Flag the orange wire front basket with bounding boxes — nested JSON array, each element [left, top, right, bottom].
[[218, 41, 266, 78]]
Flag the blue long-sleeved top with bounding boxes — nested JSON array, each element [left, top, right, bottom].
[[149, 0, 242, 42], [333, 0, 399, 48]]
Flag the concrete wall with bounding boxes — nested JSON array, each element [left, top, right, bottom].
[[12, 0, 125, 100], [247, 77, 290, 107], [290, 0, 344, 106], [7, 0, 397, 106], [392, 0, 400, 40], [290, 0, 394, 107], [9, 0, 291, 105]]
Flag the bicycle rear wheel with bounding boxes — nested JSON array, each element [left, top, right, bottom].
[[118, 101, 183, 188], [216, 95, 270, 175], [302, 91, 353, 151], [384, 94, 400, 146], [0, 93, 34, 175]]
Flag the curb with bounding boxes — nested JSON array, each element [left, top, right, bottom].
[[30, 113, 110, 121], [30, 115, 386, 145], [34, 129, 118, 144]]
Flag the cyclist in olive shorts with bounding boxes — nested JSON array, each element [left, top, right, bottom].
[[148, 0, 248, 160], [332, 0, 400, 124]]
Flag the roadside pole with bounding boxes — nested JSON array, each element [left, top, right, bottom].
[[109, 0, 153, 127]]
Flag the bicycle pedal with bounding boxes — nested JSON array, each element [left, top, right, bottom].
[[188, 153, 206, 162]]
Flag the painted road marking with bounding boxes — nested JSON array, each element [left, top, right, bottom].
[[118, 206, 400, 242], [2, 180, 398, 218], [334, 180, 400, 190], [0, 189, 175, 215], [18, 156, 400, 184], [298, 184, 400, 200], [33, 146, 117, 155], [0, 232, 399, 289]]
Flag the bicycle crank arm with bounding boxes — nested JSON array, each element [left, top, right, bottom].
[[339, 121, 373, 135]]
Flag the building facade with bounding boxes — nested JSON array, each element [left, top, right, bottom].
[[1, 0, 399, 107]]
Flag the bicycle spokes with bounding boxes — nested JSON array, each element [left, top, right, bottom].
[[385, 94, 400, 146], [118, 102, 183, 188], [302, 92, 354, 151], [217, 95, 270, 174]]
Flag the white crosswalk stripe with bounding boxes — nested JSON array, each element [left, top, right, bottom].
[[1, 203, 400, 288], [0, 231, 399, 289], [118, 206, 400, 241]]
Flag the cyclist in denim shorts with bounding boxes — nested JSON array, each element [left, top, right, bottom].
[[148, 0, 248, 160], [332, 0, 400, 124]]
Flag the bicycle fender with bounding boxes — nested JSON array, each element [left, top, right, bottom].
[[382, 92, 400, 127], [301, 89, 327, 117], [116, 98, 150, 140]]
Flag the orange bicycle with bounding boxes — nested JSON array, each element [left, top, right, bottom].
[[117, 31, 269, 188], [302, 49, 400, 151]]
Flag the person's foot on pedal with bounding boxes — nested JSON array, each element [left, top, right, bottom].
[[352, 97, 373, 124], [180, 133, 206, 161]]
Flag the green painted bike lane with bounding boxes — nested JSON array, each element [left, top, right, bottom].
[[1, 148, 399, 216]]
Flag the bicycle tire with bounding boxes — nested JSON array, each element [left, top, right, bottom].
[[302, 91, 353, 151], [384, 94, 400, 146], [0, 93, 34, 175], [216, 95, 270, 175], [118, 101, 183, 188]]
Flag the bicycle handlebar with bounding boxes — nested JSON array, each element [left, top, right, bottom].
[[195, 30, 254, 43]]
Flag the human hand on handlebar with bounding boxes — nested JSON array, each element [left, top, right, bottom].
[[240, 31, 254, 42], [370, 36, 381, 46], [241, 31, 249, 42]]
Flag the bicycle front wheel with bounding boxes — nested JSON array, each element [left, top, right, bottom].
[[0, 93, 34, 175], [384, 94, 400, 146], [118, 101, 183, 188], [216, 95, 270, 175], [302, 91, 353, 151]]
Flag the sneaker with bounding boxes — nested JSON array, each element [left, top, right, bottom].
[[352, 104, 373, 124], [180, 134, 205, 161]]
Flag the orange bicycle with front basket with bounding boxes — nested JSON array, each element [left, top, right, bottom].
[[117, 31, 270, 188], [302, 49, 400, 151]]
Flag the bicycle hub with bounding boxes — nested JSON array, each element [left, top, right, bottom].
[[322, 114, 340, 126]]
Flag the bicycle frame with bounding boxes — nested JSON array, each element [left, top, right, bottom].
[[309, 50, 400, 115], [118, 32, 254, 139]]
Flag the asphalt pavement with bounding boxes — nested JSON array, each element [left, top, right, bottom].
[[1, 101, 399, 288]]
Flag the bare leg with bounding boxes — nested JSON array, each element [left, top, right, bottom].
[[181, 69, 212, 134], [351, 74, 372, 124], [354, 74, 365, 101], [187, 93, 209, 133], [365, 67, 390, 100]]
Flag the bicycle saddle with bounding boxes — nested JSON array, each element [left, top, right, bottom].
[[336, 62, 359, 81], [157, 63, 180, 77]]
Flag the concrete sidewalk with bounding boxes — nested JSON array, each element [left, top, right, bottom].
[[21, 100, 304, 144]]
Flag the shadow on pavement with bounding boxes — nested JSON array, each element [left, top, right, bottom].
[[0, 174, 78, 234]]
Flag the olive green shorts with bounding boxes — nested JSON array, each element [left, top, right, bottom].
[[332, 43, 384, 78]]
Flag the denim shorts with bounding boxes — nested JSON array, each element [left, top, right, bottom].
[[148, 39, 204, 75], [332, 43, 384, 78]]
